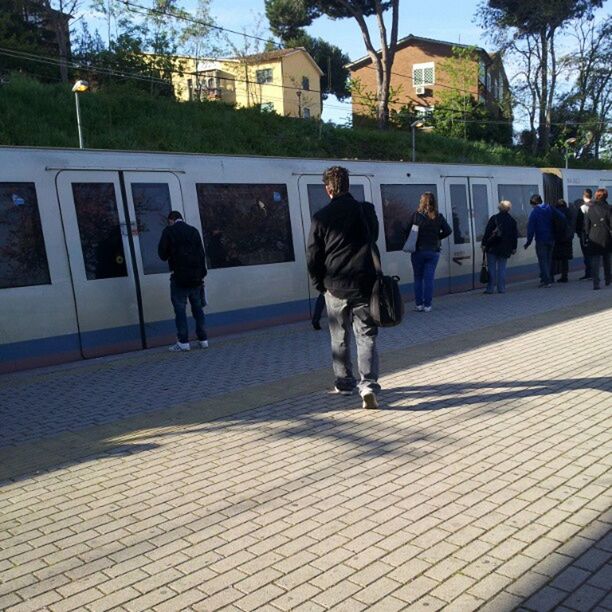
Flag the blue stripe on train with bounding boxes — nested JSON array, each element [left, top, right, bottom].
[[1, 261, 549, 373]]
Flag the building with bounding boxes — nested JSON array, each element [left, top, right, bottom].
[[172, 48, 323, 119], [347, 34, 510, 123]]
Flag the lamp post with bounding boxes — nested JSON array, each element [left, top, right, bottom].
[[564, 137, 577, 169], [410, 119, 424, 162], [72, 80, 89, 149]]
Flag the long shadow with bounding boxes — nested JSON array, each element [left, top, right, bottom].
[[0, 296, 610, 485]]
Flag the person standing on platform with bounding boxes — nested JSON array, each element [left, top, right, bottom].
[[584, 188, 612, 290], [307, 166, 381, 409], [481, 199, 518, 294], [574, 189, 593, 280], [552, 199, 576, 283], [158, 211, 208, 352]]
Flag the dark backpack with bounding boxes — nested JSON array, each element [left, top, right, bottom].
[[588, 212, 612, 249]]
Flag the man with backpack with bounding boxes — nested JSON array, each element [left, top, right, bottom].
[[584, 188, 612, 290], [158, 211, 208, 351], [307, 166, 381, 409]]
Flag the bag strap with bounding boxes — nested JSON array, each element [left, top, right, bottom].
[[358, 201, 382, 276]]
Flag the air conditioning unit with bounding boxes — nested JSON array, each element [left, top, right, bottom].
[[416, 85, 426, 95]]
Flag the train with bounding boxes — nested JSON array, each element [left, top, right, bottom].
[[1, 145, 610, 373]]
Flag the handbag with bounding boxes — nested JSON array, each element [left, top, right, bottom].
[[402, 217, 420, 253], [360, 203, 404, 327], [479, 254, 489, 284]]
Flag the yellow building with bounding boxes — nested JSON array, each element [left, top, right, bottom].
[[173, 48, 323, 119]]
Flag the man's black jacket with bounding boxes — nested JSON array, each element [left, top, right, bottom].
[[158, 220, 207, 288], [307, 192, 379, 300]]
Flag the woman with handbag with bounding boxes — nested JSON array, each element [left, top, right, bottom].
[[481, 200, 519, 294], [404, 192, 452, 312]]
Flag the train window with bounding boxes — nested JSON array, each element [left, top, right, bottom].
[[450, 184, 471, 245], [197, 183, 295, 269], [131, 183, 172, 275], [306, 184, 365, 218], [471, 184, 490, 242], [72, 183, 128, 280], [497, 184, 538, 237], [567, 185, 597, 204], [381, 184, 438, 251], [0, 182, 50, 290]]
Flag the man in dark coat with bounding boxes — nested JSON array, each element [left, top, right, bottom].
[[481, 199, 519, 293], [158, 211, 208, 351], [573, 188, 593, 279], [307, 166, 380, 409], [552, 199, 576, 283], [584, 188, 612, 290]]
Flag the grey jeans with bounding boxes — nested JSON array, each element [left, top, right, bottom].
[[324, 292, 380, 395]]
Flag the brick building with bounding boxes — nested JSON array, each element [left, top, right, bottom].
[[347, 34, 510, 123]]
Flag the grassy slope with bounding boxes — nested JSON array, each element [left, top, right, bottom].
[[0, 76, 609, 168]]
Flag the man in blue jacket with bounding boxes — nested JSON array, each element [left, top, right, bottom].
[[524, 194, 564, 287]]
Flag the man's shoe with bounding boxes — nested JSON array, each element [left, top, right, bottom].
[[169, 342, 190, 352], [198, 340, 209, 349], [334, 387, 353, 396], [414, 305, 424, 312], [312, 321, 321, 330], [558, 277, 568, 283], [482, 290, 494, 294], [361, 391, 379, 409], [423, 306, 432, 312], [544, 284, 552, 288], [579, 275, 591, 280]]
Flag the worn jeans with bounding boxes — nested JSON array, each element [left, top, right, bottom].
[[324, 292, 380, 396], [535, 242, 554, 285], [170, 278, 207, 344], [411, 250, 440, 307], [591, 253, 611, 288], [486, 253, 508, 293]]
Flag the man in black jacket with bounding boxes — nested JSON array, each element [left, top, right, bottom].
[[158, 211, 208, 351], [573, 188, 593, 279], [307, 166, 380, 409]]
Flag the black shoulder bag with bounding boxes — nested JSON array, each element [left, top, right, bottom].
[[359, 203, 404, 327]]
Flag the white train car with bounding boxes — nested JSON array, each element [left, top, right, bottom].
[[1, 146, 610, 373]]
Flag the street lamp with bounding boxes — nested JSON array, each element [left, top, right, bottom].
[[564, 137, 577, 169], [411, 119, 424, 163], [72, 80, 89, 149]]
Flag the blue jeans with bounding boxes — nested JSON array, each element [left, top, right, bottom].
[[535, 242, 554, 285], [324, 292, 380, 395], [170, 278, 207, 343], [411, 250, 440, 307], [486, 253, 508, 293]]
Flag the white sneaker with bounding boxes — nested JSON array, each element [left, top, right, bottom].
[[198, 340, 209, 349], [423, 306, 432, 312], [361, 391, 379, 409], [414, 305, 424, 312], [169, 342, 190, 352], [334, 386, 353, 396]]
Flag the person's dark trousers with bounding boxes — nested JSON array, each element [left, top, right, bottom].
[[411, 250, 440, 307], [591, 253, 612, 289], [312, 293, 326, 327], [170, 278, 207, 343], [557, 259, 569, 282], [580, 242, 592, 278], [535, 241, 554, 285], [324, 292, 380, 396]]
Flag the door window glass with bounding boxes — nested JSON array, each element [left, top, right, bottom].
[[0, 182, 51, 289], [471, 184, 490, 242], [381, 184, 438, 251], [131, 183, 172, 275], [497, 184, 538, 237], [306, 184, 364, 218], [72, 183, 128, 280], [197, 183, 295, 269], [450, 184, 471, 244], [567, 185, 598, 205]]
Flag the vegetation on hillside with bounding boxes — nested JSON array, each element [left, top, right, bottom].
[[1, 76, 608, 169]]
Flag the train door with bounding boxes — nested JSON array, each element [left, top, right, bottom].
[[297, 176, 370, 316], [56, 171, 143, 357], [122, 172, 184, 347], [445, 177, 493, 292]]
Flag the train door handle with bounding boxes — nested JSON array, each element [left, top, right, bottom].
[[452, 255, 471, 265]]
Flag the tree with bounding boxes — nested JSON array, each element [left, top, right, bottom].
[[265, 0, 400, 128], [478, 0, 603, 153]]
